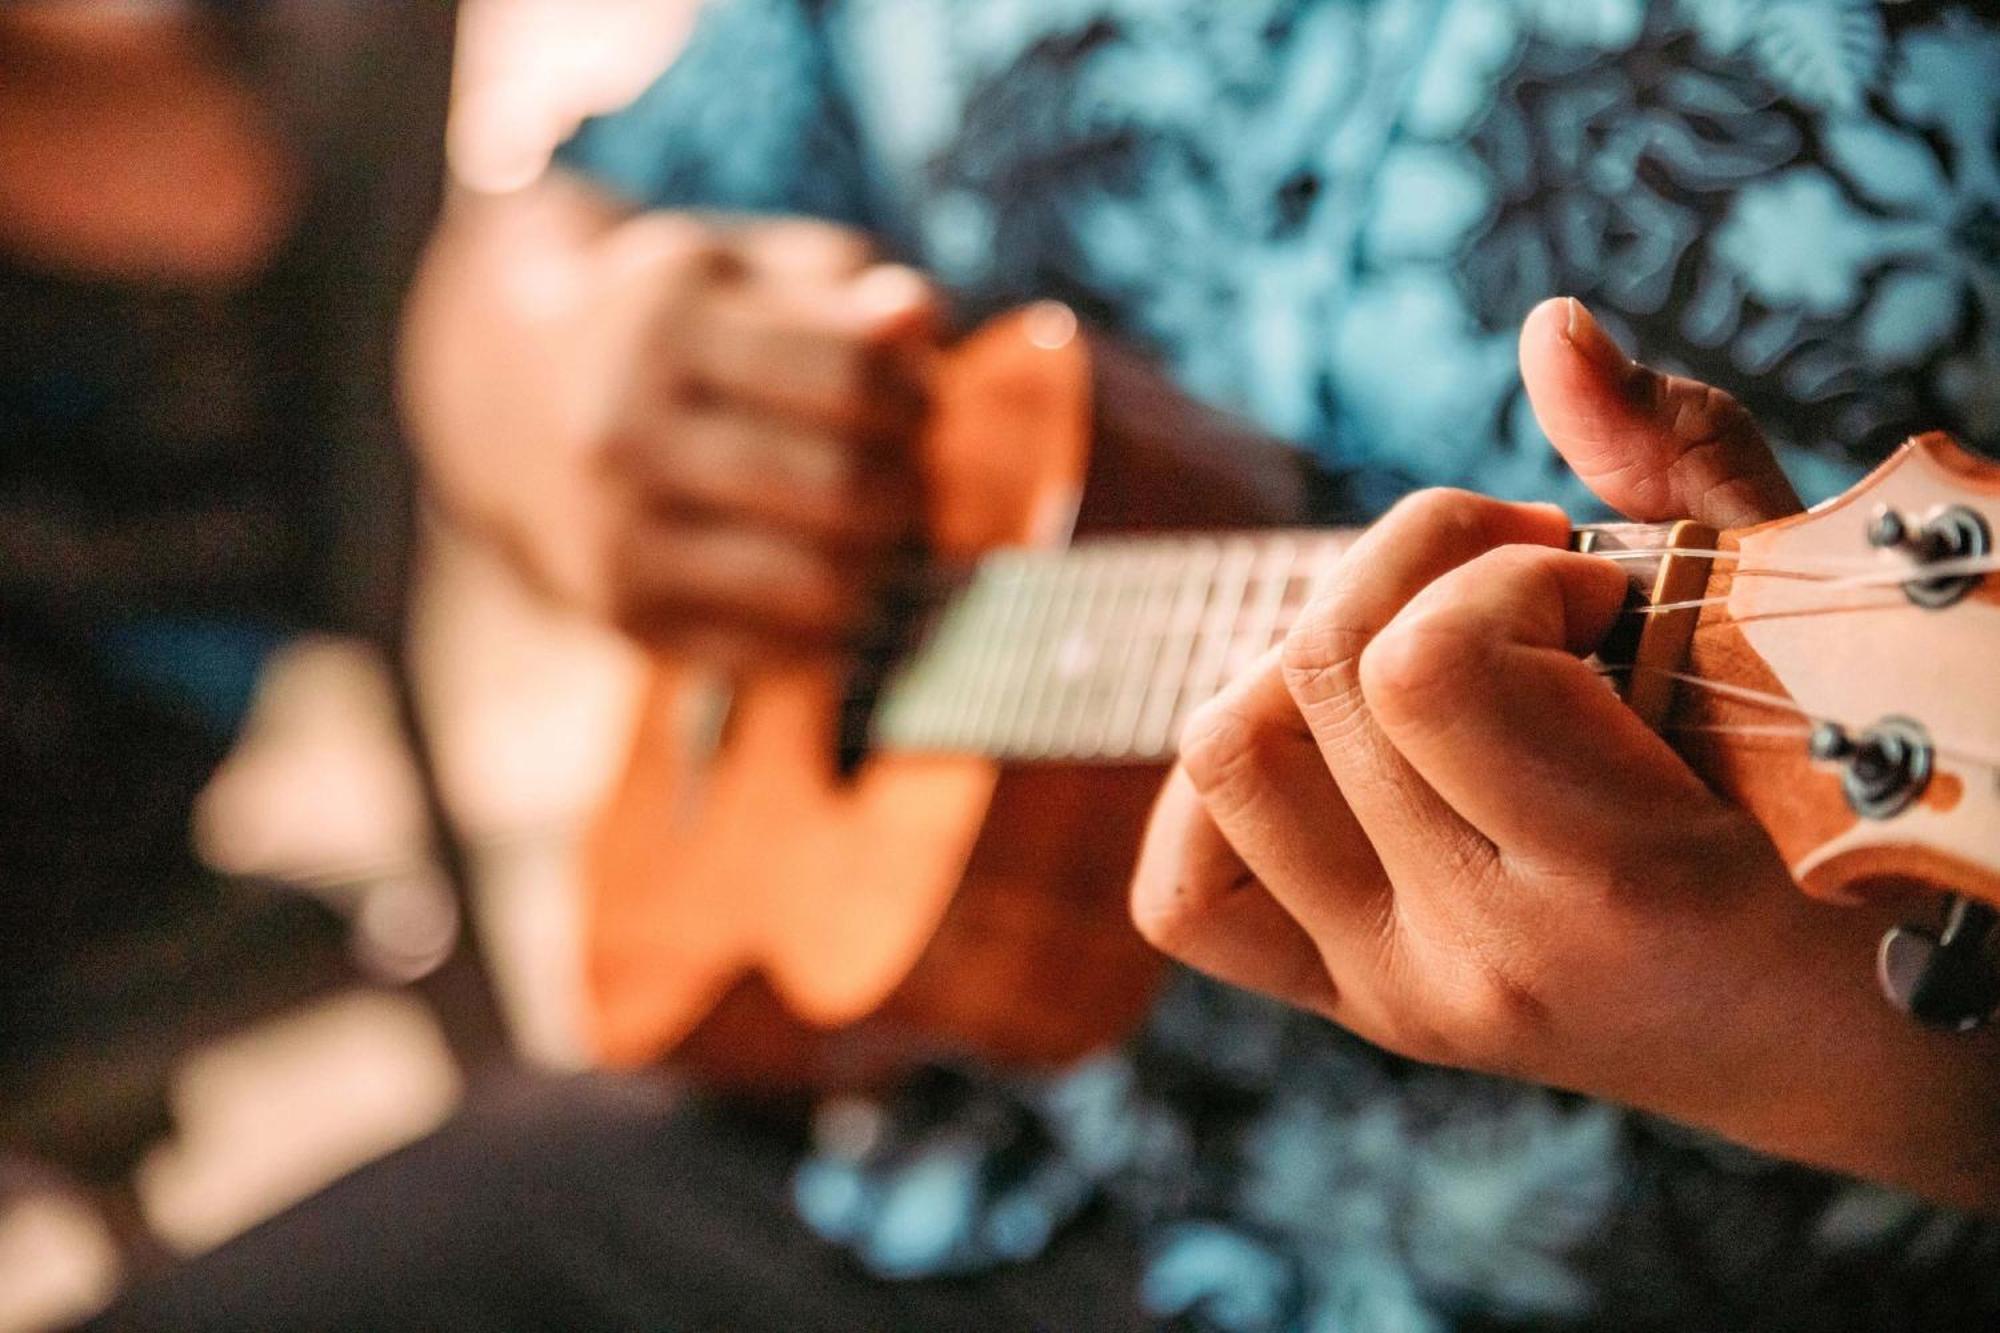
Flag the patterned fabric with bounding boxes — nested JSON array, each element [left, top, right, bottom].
[[558, 2, 2000, 1328]]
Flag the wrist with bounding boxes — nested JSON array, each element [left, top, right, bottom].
[[1693, 921, 2000, 1213]]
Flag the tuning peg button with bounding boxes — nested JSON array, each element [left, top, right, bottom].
[[1878, 896, 2000, 1032], [1867, 508, 1914, 553]]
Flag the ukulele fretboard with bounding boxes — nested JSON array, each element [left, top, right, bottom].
[[873, 531, 1350, 763]]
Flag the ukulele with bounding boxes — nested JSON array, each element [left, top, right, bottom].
[[585, 306, 2000, 1088]]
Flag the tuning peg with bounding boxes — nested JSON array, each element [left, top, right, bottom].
[[1878, 895, 2000, 1032], [1807, 717, 1932, 821], [1865, 504, 1991, 608]]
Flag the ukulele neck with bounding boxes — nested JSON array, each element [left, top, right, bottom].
[[872, 521, 1700, 764]]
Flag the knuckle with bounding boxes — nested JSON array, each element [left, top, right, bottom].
[[1357, 873, 1554, 1073], [1278, 601, 1366, 701], [1657, 382, 1788, 525], [1384, 486, 1511, 553], [770, 428, 857, 494], [1663, 378, 1747, 445], [1449, 967, 1551, 1065], [1369, 997, 1459, 1067], [1385, 486, 1470, 542], [1392, 962, 1546, 1075], [1484, 540, 1567, 579], [1280, 950, 1342, 1020], [1356, 617, 1459, 718], [619, 215, 726, 294], [1129, 872, 1203, 956], [1482, 543, 1586, 626], [1177, 695, 1277, 799]]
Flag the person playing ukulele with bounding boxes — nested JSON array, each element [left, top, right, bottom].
[[109, 2, 2000, 1329], [393, 2, 2000, 1329]]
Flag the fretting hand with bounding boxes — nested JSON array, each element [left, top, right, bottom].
[[1129, 298, 2000, 1211]]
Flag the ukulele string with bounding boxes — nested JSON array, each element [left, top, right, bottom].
[[1074, 549, 1954, 642], [980, 549, 1998, 706], [1105, 552, 1921, 643], [994, 545, 1946, 649], [1604, 665, 2000, 774], [1632, 552, 2000, 616], [1666, 722, 1817, 741], [1587, 547, 1876, 575]]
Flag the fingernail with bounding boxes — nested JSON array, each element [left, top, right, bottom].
[[1562, 297, 1630, 376]]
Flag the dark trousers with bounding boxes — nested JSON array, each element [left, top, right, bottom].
[[0, 621, 235, 1028], [86, 1073, 1149, 1332], [1, 621, 350, 1186]]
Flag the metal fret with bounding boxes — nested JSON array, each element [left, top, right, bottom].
[[1237, 535, 1295, 675], [979, 553, 1052, 753], [1010, 551, 1089, 758], [874, 578, 962, 747], [958, 552, 1031, 751], [1094, 547, 1177, 760], [1131, 539, 1221, 760], [1174, 538, 1257, 744], [1042, 545, 1115, 757], [939, 561, 1016, 748], [910, 591, 963, 744], [1055, 547, 1164, 759]]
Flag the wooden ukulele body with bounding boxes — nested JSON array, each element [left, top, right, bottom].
[[584, 310, 1165, 1088]]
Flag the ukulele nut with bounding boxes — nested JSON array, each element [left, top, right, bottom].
[[1867, 504, 1991, 609], [1811, 717, 1933, 821]]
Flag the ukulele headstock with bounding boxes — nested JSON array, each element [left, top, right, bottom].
[[1669, 433, 2000, 910]]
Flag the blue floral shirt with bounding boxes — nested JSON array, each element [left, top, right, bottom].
[[558, 2, 2000, 1328]]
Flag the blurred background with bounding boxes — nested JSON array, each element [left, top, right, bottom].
[[0, 4, 693, 1327]]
